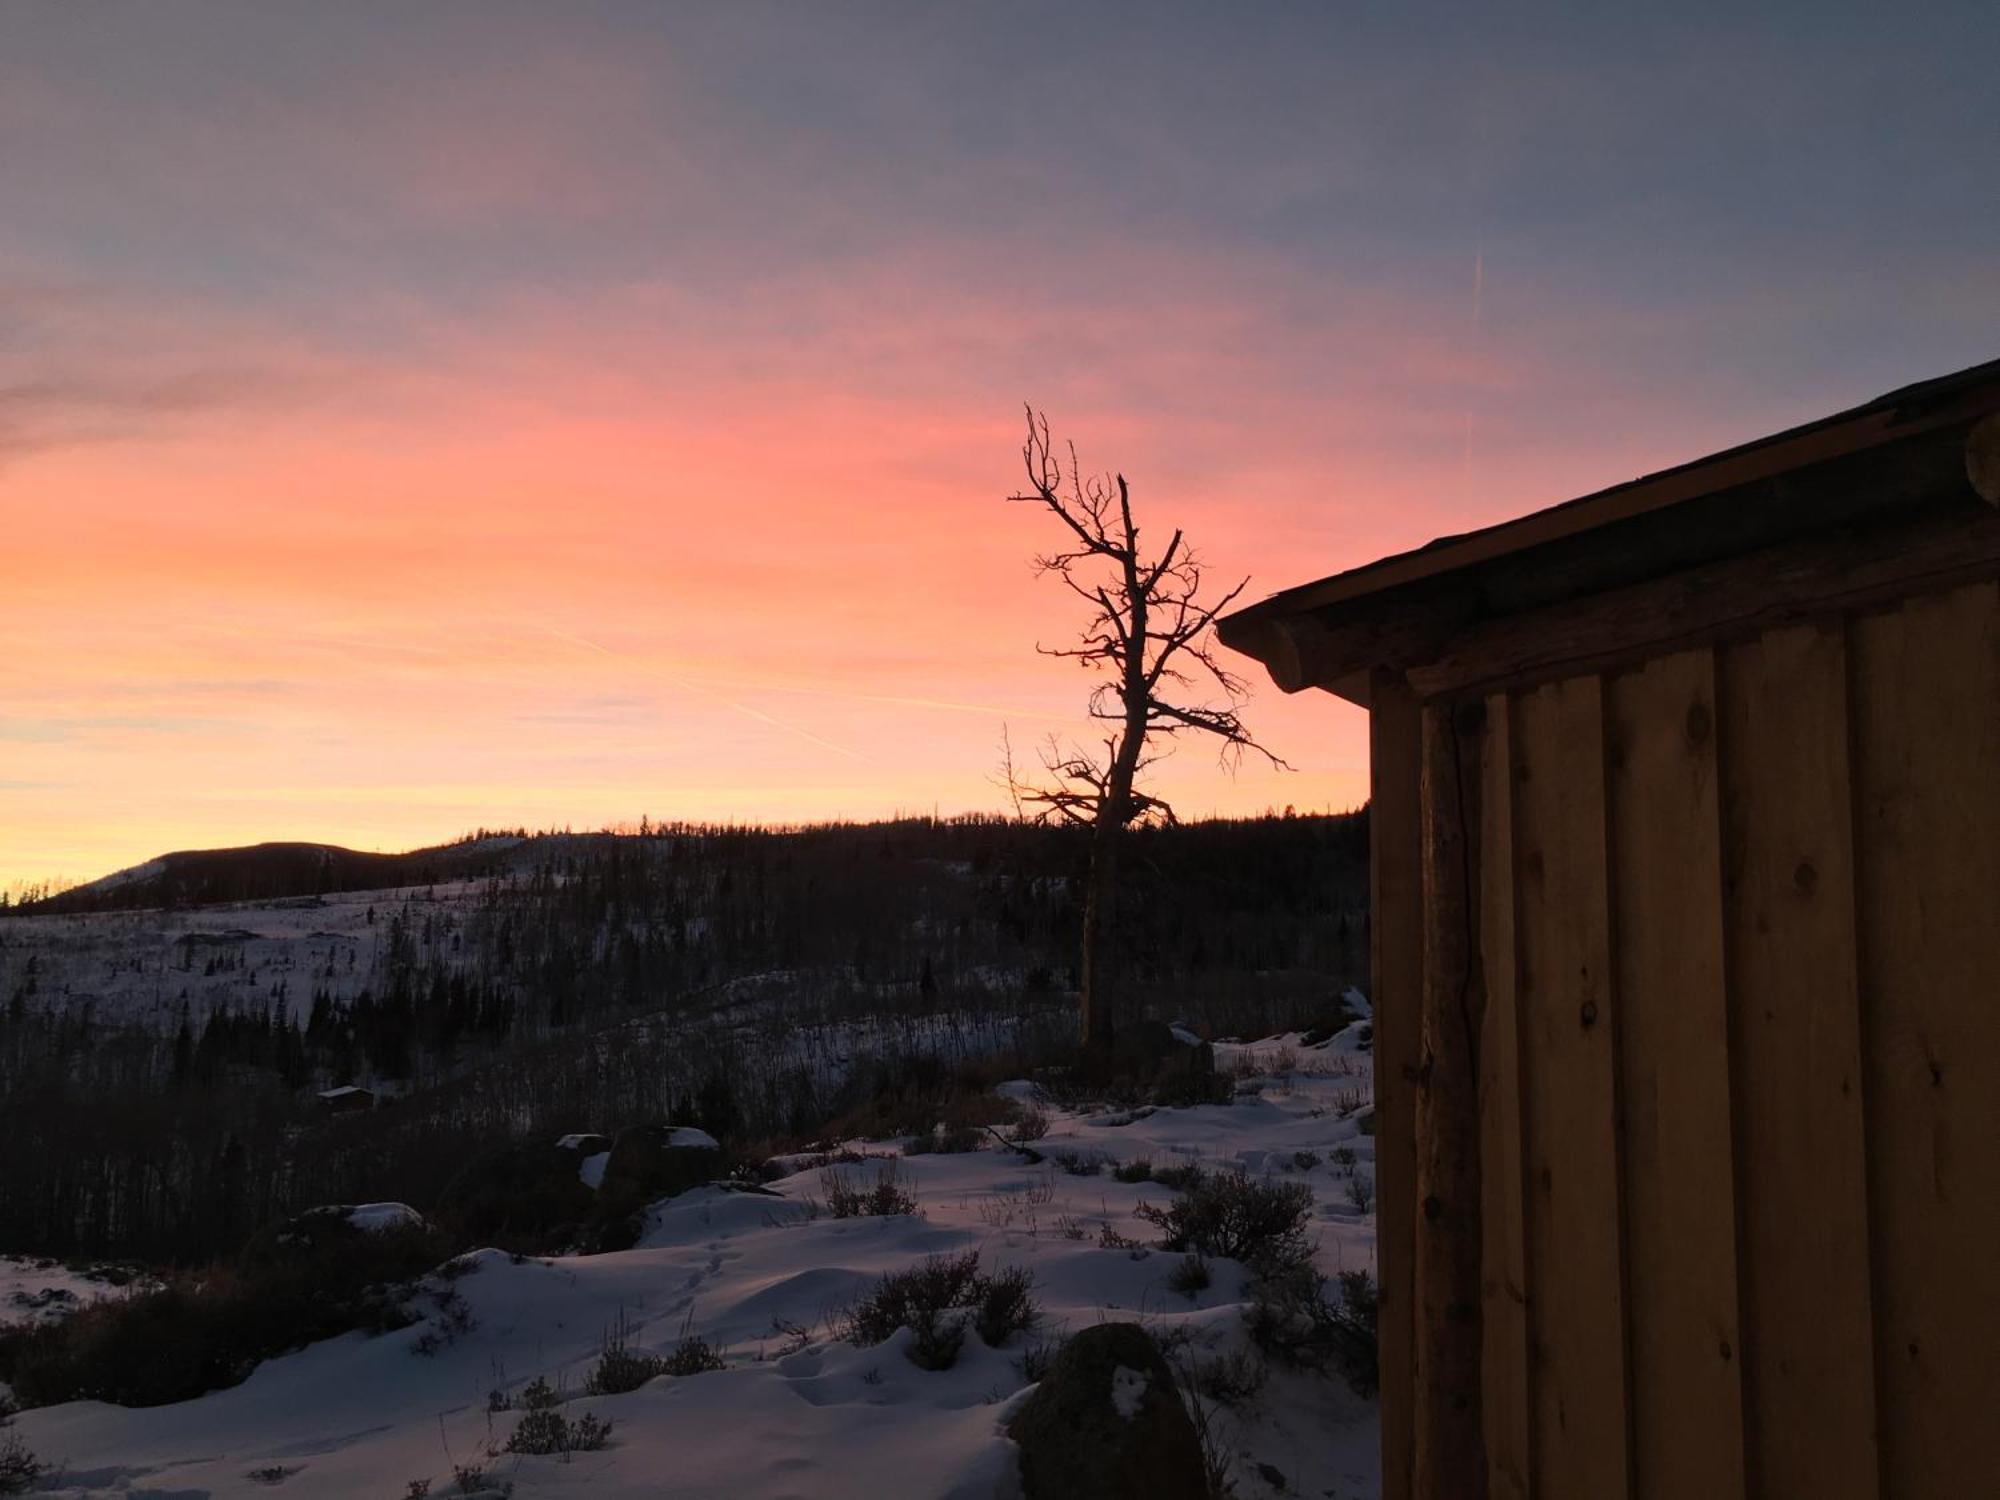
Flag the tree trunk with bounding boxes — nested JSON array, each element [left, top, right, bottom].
[[1079, 816, 1119, 1050]]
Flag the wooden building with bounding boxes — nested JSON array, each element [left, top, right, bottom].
[[1217, 359, 2000, 1500]]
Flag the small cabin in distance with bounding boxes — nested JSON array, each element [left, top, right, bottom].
[[1218, 359, 2000, 1500], [317, 1084, 375, 1115]]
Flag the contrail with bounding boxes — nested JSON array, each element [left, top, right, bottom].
[[538, 626, 867, 763], [1459, 234, 1485, 506]]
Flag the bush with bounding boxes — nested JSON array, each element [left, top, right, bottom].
[[662, 1322, 727, 1376], [1152, 1161, 1206, 1192], [1112, 1158, 1153, 1184], [0, 1216, 448, 1408], [1135, 1167, 1314, 1272], [1010, 1106, 1051, 1143], [1189, 1347, 1267, 1404], [586, 1314, 664, 1395], [504, 1378, 613, 1458], [1049, 1149, 1105, 1177], [0, 1429, 40, 1495], [1248, 1265, 1378, 1395], [906, 1122, 984, 1155], [1167, 1253, 1212, 1298], [820, 1160, 919, 1218], [844, 1251, 1037, 1371]]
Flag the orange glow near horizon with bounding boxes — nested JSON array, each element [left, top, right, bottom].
[[6, 7, 1993, 892]]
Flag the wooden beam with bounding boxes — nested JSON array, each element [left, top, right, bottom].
[[1232, 373, 2000, 621], [1409, 504, 2000, 702], [1414, 697, 1486, 1499], [1511, 672, 1631, 1500], [1370, 670, 1424, 1500], [1478, 692, 1531, 1500], [1849, 582, 2000, 1499], [1606, 649, 1747, 1500], [1967, 412, 2000, 504], [1719, 623, 1878, 1500]]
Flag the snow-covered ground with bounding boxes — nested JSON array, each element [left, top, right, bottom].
[[0, 1260, 152, 1332], [0, 883, 470, 1029], [13, 1031, 1381, 1499]]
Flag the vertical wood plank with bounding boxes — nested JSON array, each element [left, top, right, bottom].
[[1850, 582, 2000, 1500], [1511, 672, 1631, 1500], [1605, 649, 1747, 1500], [1718, 622, 1879, 1500], [1479, 692, 1531, 1500], [1371, 670, 1423, 1500], [1415, 699, 1486, 1499]]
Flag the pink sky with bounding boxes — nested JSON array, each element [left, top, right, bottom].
[[4, 4, 1995, 891]]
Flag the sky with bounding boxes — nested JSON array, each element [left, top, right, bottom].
[[3, 1, 1996, 892]]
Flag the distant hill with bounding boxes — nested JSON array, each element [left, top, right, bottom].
[[29, 835, 536, 914]]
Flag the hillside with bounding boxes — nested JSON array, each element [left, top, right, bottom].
[[6, 1030, 1383, 1500], [0, 815, 1369, 1266]]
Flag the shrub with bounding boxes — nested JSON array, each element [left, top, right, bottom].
[[1247, 1265, 1378, 1395], [820, 1161, 919, 1218], [1010, 1106, 1051, 1143], [1135, 1168, 1314, 1272], [1167, 1253, 1212, 1298], [1049, 1148, 1104, 1177], [661, 1308, 727, 1376], [1112, 1158, 1153, 1184], [1291, 1150, 1322, 1171], [504, 1379, 613, 1458], [1151, 1068, 1233, 1108], [1344, 1175, 1373, 1213], [974, 1265, 1037, 1348], [586, 1315, 665, 1395], [907, 1121, 985, 1155], [1152, 1161, 1206, 1192], [0, 1429, 40, 1496], [0, 1216, 447, 1408], [1330, 1145, 1357, 1171], [844, 1251, 1037, 1371], [1190, 1347, 1267, 1404]]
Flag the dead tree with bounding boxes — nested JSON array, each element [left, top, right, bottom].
[[1005, 406, 1286, 1051]]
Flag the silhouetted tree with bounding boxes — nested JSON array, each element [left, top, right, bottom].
[[1006, 407, 1286, 1050]]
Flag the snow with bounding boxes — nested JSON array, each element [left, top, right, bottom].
[[662, 1125, 720, 1151], [579, 1152, 611, 1190], [13, 1028, 1381, 1499], [305, 1202, 426, 1234], [0, 1258, 150, 1330], [1110, 1364, 1148, 1419]]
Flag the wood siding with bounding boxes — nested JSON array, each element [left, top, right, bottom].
[[1447, 582, 2000, 1500]]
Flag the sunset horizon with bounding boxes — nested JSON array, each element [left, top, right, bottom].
[[8, 5, 1994, 894]]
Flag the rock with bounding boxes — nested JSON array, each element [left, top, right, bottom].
[[602, 1124, 723, 1200], [1007, 1322, 1206, 1500], [1108, 1020, 1216, 1098]]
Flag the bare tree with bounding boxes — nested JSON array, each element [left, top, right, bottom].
[[1005, 407, 1286, 1051]]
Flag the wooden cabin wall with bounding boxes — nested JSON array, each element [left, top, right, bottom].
[[1453, 578, 1999, 1500]]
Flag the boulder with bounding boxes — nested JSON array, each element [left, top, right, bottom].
[[601, 1124, 723, 1200], [1108, 1020, 1215, 1091], [1007, 1322, 1206, 1500]]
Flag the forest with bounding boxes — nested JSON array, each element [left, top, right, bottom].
[[0, 811, 1368, 1267]]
